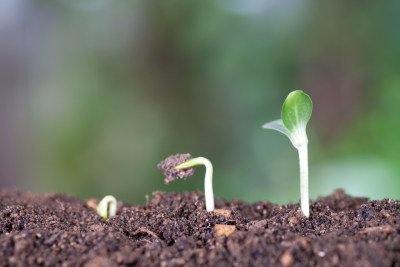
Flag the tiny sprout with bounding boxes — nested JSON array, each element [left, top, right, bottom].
[[174, 157, 214, 212], [262, 90, 313, 217], [97, 195, 117, 220]]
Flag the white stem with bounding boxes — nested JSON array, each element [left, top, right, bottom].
[[200, 157, 214, 212], [298, 145, 309, 217]]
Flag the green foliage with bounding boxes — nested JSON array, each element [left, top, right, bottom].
[[282, 91, 312, 134], [263, 90, 312, 148]]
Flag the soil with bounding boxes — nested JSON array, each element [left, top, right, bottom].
[[158, 153, 194, 184], [0, 189, 399, 267]]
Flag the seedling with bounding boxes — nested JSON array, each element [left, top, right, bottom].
[[262, 90, 313, 217], [157, 153, 215, 212], [97, 195, 117, 220], [174, 157, 214, 212]]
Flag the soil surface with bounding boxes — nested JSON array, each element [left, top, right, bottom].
[[0, 189, 399, 267]]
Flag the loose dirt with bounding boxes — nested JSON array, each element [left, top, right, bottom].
[[0, 189, 399, 266]]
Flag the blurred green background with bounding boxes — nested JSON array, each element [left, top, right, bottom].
[[1, 0, 399, 205]]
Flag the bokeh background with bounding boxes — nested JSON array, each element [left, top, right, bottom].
[[1, 0, 400, 205]]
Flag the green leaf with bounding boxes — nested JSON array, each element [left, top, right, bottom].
[[262, 119, 291, 138], [281, 90, 312, 133], [262, 119, 297, 147]]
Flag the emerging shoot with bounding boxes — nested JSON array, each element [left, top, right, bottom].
[[262, 90, 313, 217], [158, 153, 214, 212], [97, 195, 117, 220], [174, 157, 214, 212]]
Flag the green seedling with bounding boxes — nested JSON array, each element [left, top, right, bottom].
[[262, 90, 313, 217], [174, 157, 214, 212], [97, 195, 117, 220]]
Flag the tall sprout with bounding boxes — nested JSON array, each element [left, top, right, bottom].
[[262, 90, 313, 217]]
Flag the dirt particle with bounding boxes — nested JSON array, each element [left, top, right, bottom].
[[213, 209, 232, 218], [86, 198, 98, 210], [132, 227, 160, 240], [280, 251, 294, 266], [331, 254, 340, 265], [299, 238, 308, 248], [36, 257, 44, 265], [157, 153, 194, 184], [90, 225, 105, 232], [288, 216, 299, 225], [213, 224, 236, 237], [248, 219, 268, 230], [114, 252, 123, 264], [359, 225, 395, 234], [381, 210, 391, 218], [14, 238, 30, 254], [84, 256, 116, 267]]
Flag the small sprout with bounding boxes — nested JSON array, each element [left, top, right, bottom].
[[174, 157, 214, 212], [97, 195, 117, 220], [262, 90, 313, 217], [158, 154, 214, 212]]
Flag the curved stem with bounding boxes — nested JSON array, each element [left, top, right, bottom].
[[174, 157, 214, 212], [298, 145, 309, 217], [97, 195, 117, 220]]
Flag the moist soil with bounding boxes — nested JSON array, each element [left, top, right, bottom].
[[157, 153, 194, 185], [0, 189, 399, 267]]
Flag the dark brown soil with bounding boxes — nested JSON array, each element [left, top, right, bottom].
[[0, 189, 399, 267], [158, 153, 194, 184]]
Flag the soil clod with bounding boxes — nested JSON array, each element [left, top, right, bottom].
[[280, 251, 294, 267], [86, 198, 98, 210], [213, 209, 232, 218], [213, 224, 236, 237], [157, 153, 194, 184]]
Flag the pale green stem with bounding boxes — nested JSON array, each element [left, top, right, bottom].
[[97, 195, 117, 220], [297, 145, 309, 217], [174, 157, 214, 212]]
